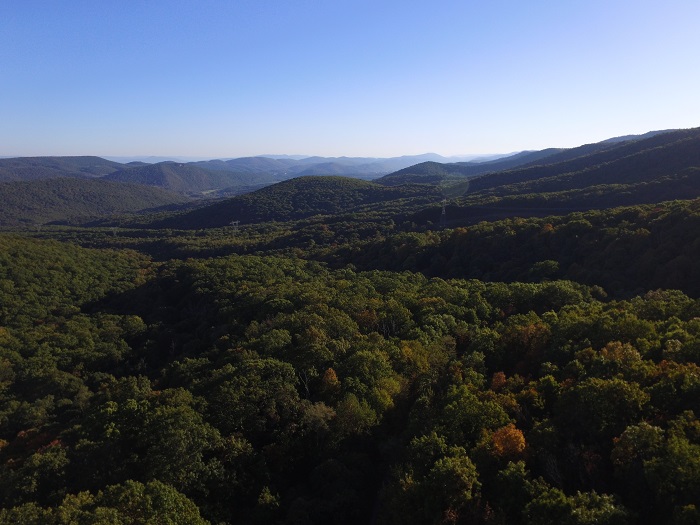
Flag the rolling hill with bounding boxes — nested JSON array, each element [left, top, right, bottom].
[[103, 162, 253, 196], [148, 176, 444, 229], [0, 177, 189, 227]]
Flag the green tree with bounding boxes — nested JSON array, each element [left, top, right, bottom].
[[0, 480, 209, 525]]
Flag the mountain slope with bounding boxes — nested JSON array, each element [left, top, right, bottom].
[[0, 177, 189, 226], [466, 128, 697, 194], [600, 128, 676, 143], [377, 129, 684, 188], [0, 156, 126, 182]]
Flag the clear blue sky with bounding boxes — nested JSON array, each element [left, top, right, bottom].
[[2, 0, 699, 158]]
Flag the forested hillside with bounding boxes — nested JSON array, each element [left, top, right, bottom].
[[0, 178, 189, 227], [324, 199, 700, 297], [0, 157, 125, 182], [147, 176, 444, 229], [378, 130, 680, 188], [104, 162, 276, 196], [464, 128, 700, 194]]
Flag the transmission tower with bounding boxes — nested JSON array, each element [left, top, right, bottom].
[[440, 198, 447, 227]]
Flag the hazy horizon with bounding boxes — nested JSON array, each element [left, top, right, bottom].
[[2, 1, 699, 158], [0, 151, 522, 163]]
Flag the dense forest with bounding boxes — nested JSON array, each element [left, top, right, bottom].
[[2, 129, 700, 524]]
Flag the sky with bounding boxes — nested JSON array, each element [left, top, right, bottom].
[[1, 0, 699, 158]]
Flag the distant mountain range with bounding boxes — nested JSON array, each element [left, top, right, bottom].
[[0, 153, 491, 197], [0, 153, 483, 226], [130, 127, 700, 230], [376, 149, 567, 186], [2, 127, 699, 228], [189, 153, 484, 183], [0, 130, 679, 196]]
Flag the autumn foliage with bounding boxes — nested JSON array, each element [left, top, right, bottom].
[[491, 423, 526, 459]]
